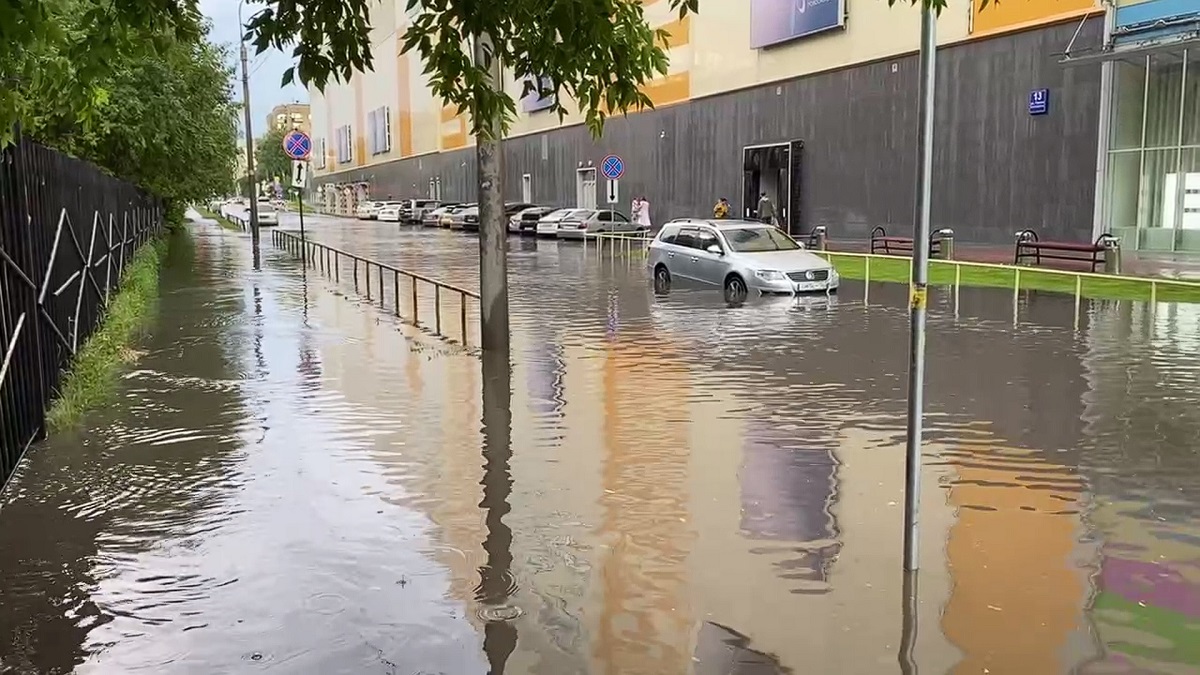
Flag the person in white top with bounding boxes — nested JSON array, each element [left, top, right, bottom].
[[631, 196, 652, 229]]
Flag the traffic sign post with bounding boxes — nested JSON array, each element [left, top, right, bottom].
[[606, 178, 619, 205], [291, 160, 307, 188], [601, 154, 624, 181], [283, 130, 312, 160], [291, 159, 308, 245]]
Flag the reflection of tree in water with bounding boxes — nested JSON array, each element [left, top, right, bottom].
[[477, 349, 518, 674]]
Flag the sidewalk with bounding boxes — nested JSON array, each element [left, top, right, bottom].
[[828, 238, 1200, 281]]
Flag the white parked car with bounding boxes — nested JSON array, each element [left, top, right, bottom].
[[555, 209, 644, 239], [376, 201, 407, 222], [647, 219, 838, 299], [256, 199, 279, 226], [536, 208, 590, 237], [355, 201, 383, 220]]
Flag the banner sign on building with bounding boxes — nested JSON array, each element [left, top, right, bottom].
[[750, 0, 845, 50], [521, 75, 556, 113], [1114, 0, 1200, 41]]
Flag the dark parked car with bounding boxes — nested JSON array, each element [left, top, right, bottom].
[[461, 202, 539, 232]]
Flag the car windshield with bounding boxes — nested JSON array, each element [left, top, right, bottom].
[[562, 209, 592, 221], [723, 227, 801, 252]]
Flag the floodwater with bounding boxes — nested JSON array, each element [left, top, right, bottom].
[[1, 211, 1199, 674]]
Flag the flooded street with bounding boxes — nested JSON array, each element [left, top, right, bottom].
[[2, 212, 1199, 674]]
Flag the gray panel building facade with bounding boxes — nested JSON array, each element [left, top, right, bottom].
[[315, 19, 1103, 246]]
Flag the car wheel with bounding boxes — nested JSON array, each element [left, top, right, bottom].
[[724, 274, 748, 303], [653, 264, 672, 294]]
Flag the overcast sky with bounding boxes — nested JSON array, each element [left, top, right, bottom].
[[200, 0, 307, 137]]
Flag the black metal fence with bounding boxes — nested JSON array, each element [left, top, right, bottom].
[[0, 134, 162, 486]]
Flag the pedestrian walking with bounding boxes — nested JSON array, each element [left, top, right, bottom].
[[756, 192, 776, 226], [713, 197, 731, 219]]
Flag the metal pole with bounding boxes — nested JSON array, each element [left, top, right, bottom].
[[903, 4, 936, 573], [297, 186, 306, 245], [238, 1, 260, 253]]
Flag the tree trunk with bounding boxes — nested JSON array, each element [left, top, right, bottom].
[[474, 34, 509, 356]]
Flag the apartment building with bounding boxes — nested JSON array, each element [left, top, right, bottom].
[[309, 0, 1200, 251]]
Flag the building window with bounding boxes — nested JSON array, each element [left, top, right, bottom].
[[1105, 49, 1200, 252], [315, 138, 327, 169], [336, 125, 353, 164], [367, 106, 392, 155]]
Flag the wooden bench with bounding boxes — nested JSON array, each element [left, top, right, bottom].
[[870, 226, 943, 257], [1014, 230, 1112, 272]]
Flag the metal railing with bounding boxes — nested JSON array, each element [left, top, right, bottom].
[[1, 132, 162, 486], [817, 250, 1200, 327], [270, 229, 479, 346], [581, 230, 652, 257]]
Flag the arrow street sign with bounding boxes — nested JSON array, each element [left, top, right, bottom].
[[283, 130, 312, 160], [291, 160, 308, 188], [601, 154, 624, 180], [606, 178, 619, 205]]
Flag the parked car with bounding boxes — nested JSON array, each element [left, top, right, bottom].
[[647, 219, 838, 298], [375, 201, 409, 222], [449, 206, 479, 230], [536, 208, 591, 237], [401, 199, 443, 223], [355, 201, 385, 220], [422, 204, 460, 227], [439, 203, 476, 228], [257, 199, 279, 226], [555, 209, 643, 240], [460, 203, 537, 232], [509, 206, 557, 234]]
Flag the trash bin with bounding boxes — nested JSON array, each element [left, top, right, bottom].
[[1102, 234, 1121, 275], [935, 228, 954, 260], [811, 225, 828, 251]]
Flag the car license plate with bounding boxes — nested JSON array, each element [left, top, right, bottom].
[[794, 281, 826, 292]]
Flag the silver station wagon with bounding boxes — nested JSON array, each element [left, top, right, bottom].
[[648, 219, 838, 299]]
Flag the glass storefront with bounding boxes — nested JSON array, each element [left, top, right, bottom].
[[1106, 49, 1200, 252]]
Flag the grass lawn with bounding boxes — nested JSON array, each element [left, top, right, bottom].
[[196, 207, 243, 232], [820, 252, 1200, 304]]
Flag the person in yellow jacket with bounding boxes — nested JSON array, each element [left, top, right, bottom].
[[713, 197, 731, 219]]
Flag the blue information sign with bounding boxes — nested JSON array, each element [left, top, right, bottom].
[[283, 130, 312, 160], [1028, 89, 1049, 116], [601, 154, 624, 180]]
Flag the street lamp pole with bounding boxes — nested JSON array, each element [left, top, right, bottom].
[[238, 0, 261, 250], [903, 4, 937, 573]]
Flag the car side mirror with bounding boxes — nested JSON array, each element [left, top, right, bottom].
[[706, 245, 723, 255]]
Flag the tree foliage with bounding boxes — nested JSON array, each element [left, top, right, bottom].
[[1, 0, 203, 145], [7, 1, 239, 209], [256, 126, 293, 186]]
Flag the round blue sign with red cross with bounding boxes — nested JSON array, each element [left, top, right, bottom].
[[283, 130, 312, 160], [601, 154, 624, 180]]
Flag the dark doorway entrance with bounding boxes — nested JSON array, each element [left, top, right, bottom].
[[742, 141, 803, 235]]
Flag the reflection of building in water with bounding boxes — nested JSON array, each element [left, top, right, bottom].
[[505, 337, 607, 675], [306, 290, 486, 626], [939, 439, 1097, 673], [594, 338, 696, 675], [1078, 300, 1200, 673], [738, 421, 840, 593]]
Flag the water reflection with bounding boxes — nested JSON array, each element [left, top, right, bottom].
[[477, 348, 519, 672], [1, 215, 1199, 674]]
